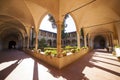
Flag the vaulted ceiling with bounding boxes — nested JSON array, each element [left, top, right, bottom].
[[0, 0, 120, 38]]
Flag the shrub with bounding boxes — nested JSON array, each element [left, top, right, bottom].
[[65, 45, 72, 50], [64, 46, 76, 50], [51, 50, 57, 57], [44, 49, 57, 57], [81, 46, 88, 49], [71, 49, 76, 53], [62, 50, 67, 56], [38, 38, 47, 48], [44, 47, 57, 51], [115, 45, 120, 48], [44, 50, 51, 55], [76, 48, 80, 52]]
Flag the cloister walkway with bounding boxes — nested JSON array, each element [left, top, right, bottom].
[[0, 49, 120, 80]]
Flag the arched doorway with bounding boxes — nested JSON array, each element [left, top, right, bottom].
[[53, 40, 56, 47], [47, 39, 52, 47], [8, 41, 16, 49], [0, 29, 24, 50], [94, 35, 106, 49]]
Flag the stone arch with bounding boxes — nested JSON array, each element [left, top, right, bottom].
[[53, 40, 56, 47], [38, 12, 49, 29], [0, 15, 27, 38], [69, 13, 79, 31], [39, 13, 57, 30], [47, 39, 52, 47], [0, 28, 23, 50], [0, 22, 26, 36], [93, 35, 107, 49], [0, 15, 27, 30], [63, 14, 76, 33], [0, 15, 27, 50], [8, 40, 16, 49], [66, 40, 71, 46], [72, 39, 77, 46]]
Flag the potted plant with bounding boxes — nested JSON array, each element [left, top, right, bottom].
[[45, 50, 51, 56], [62, 50, 67, 56], [51, 50, 57, 57], [114, 45, 120, 61], [76, 48, 80, 52], [71, 49, 76, 53]]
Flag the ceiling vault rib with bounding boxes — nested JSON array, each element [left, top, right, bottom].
[[84, 20, 120, 29], [63, 0, 96, 16]]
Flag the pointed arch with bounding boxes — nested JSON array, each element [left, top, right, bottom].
[[39, 14, 57, 33]]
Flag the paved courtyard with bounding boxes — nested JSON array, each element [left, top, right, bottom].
[[0, 49, 120, 80]]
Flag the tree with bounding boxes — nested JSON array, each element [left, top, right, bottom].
[[48, 14, 69, 39], [48, 14, 56, 29], [61, 14, 69, 39], [38, 38, 47, 48]]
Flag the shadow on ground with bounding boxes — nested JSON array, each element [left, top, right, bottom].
[[33, 49, 120, 80]]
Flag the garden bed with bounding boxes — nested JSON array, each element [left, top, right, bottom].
[[24, 48, 90, 69]]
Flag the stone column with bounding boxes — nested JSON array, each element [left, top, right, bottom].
[[56, 21, 62, 57], [30, 27, 34, 49], [115, 23, 120, 45], [23, 36, 25, 49], [83, 28, 87, 47], [76, 31, 80, 48], [26, 27, 31, 49], [87, 34, 90, 47], [109, 32, 112, 46], [110, 32, 114, 47], [84, 34, 87, 47], [35, 31, 39, 50], [27, 33, 30, 49], [89, 34, 91, 48], [91, 35, 94, 49]]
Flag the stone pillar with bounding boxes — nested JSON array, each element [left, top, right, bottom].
[[30, 27, 34, 49], [83, 28, 87, 47], [26, 28, 31, 49], [23, 37, 25, 49], [84, 34, 87, 47], [35, 31, 39, 50], [87, 34, 90, 47], [89, 35, 92, 48], [76, 31, 80, 48], [108, 32, 112, 47], [110, 32, 114, 47], [115, 23, 120, 45], [27, 34, 30, 49], [56, 21, 62, 57], [91, 36, 94, 49]]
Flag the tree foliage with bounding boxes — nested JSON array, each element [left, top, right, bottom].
[[61, 14, 69, 39], [48, 14, 69, 39], [48, 14, 56, 29], [38, 38, 47, 48]]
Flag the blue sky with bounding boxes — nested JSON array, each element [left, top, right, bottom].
[[39, 15, 76, 33]]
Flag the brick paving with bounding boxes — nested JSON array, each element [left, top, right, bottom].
[[0, 49, 120, 80]]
